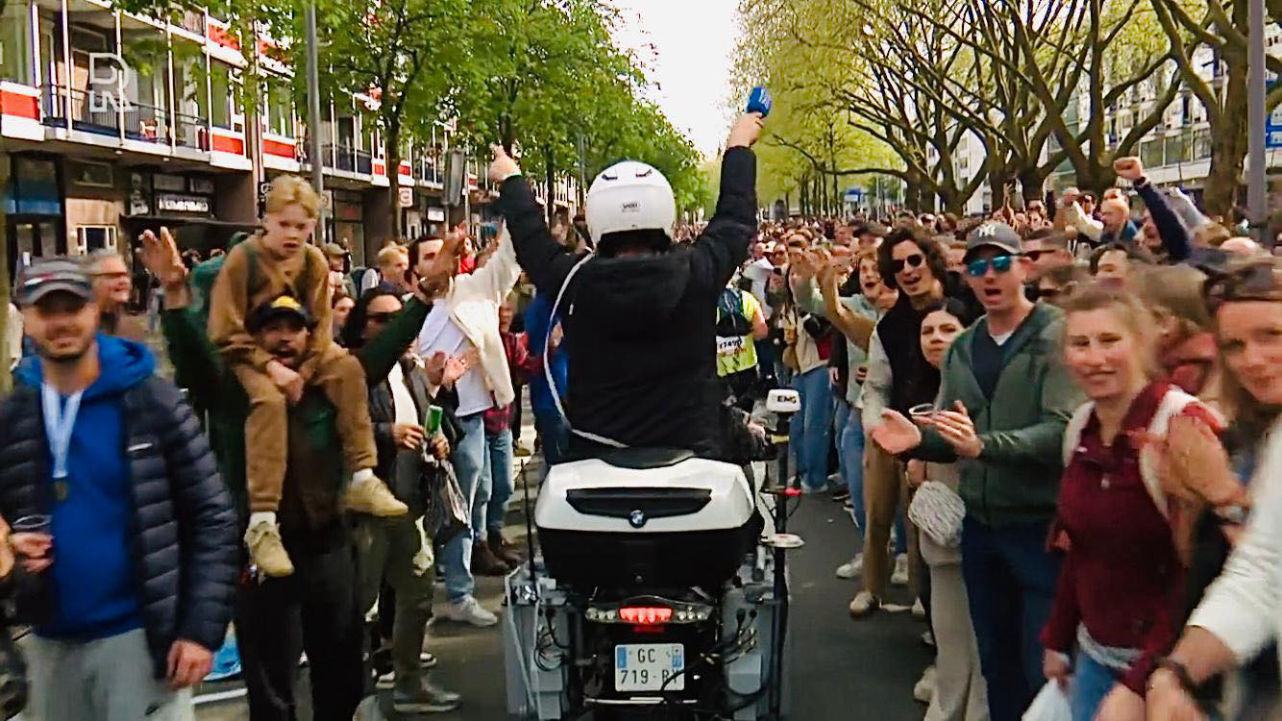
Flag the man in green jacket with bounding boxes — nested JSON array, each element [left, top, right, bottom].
[[140, 228, 451, 720], [871, 222, 1082, 721]]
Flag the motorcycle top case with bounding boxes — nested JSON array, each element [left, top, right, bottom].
[[536, 449, 760, 590]]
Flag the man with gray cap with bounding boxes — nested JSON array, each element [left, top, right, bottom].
[[323, 242, 358, 299], [871, 223, 1082, 721], [0, 258, 237, 720]]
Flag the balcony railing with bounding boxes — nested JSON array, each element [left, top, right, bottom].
[[41, 84, 119, 136], [174, 112, 206, 150], [324, 143, 355, 172], [123, 101, 170, 143]]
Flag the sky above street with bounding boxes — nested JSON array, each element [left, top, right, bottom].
[[609, 0, 741, 158]]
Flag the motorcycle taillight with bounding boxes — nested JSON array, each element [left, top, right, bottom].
[[618, 606, 673, 625]]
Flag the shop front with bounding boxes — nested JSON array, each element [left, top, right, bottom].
[[121, 170, 256, 258], [330, 188, 366, 265], [4, 154, 65, 280]]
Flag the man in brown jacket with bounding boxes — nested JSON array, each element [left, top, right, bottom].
[[208, 175, 406, 578]]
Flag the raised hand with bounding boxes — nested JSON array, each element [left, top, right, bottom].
[[727, 113, 765, 149], [140, 227, 187, 288], [489, 144, 520, 184]]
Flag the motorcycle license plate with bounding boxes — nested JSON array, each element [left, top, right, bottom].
[[614, 643, 685, 692]]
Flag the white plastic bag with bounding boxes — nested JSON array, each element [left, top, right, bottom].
[[1022, 680, 1071, 721]]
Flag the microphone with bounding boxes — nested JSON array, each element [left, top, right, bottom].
[[746, 86, 773, 118]]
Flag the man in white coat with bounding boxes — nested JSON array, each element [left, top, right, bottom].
[[416, 225, 521, 626]]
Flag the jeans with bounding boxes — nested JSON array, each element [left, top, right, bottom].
[[961, 517, 1062, 721], [793, 366, 834, 490], [441, 412, 486, 602], [1071, 653, 1118, 721], [481, 428, 514, 537], [840, 405, 866, 537], [236, 542, 365, 721], [27, 628, 189, 721]]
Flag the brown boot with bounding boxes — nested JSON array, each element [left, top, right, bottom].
[[489, 531, 525, 567], [471, 541, 511, 576]]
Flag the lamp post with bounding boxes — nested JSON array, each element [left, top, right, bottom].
[[1247, 0, 1267, 242]]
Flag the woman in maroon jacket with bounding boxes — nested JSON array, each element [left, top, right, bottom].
[[1040, 285, 1224, 721]]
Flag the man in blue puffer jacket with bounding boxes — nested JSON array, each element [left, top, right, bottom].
[[0, 257, 237, 721]]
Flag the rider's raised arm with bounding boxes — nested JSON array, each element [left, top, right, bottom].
[[692, 114, 763, 290], [493, 148, 584, 297]]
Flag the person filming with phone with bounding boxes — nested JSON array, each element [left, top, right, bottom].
[[488, 112, 763, 459]]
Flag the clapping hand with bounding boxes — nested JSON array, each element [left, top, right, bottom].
[[928, 401, 983, 459], [870, 409, 923, 455]]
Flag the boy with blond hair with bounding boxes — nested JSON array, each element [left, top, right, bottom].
[[209, 175, 406, 577]]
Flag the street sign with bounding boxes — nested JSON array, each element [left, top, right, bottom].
[[398, 186, 414, 208], [1268, 102, 1282, 149]]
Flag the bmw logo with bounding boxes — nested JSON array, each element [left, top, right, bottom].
[[628, 509, 647, 528]]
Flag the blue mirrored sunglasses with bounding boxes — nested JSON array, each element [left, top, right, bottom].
[[966, 255, 1015, 277]]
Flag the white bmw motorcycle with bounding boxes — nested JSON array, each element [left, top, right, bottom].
[[504, 390, 802, 721]]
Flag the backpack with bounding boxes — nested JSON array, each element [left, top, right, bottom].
[[716, 287, 753, 338], [186, 232, 321, 333]]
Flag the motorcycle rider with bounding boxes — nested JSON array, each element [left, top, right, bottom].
[[488, 113, 763, 459]]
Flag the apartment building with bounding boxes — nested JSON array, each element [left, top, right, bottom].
[[0, 0, 577, 276]]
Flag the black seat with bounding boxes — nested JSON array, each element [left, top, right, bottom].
[[596, 447, 695, 470]]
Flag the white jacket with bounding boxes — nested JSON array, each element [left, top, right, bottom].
[[1187, 417, 1282, 671], [419, 227, 523, 408]]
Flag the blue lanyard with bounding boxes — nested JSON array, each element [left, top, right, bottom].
[[41, 384, 84, 480]]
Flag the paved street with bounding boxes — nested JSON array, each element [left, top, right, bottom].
[[195, 483, 933, 720]]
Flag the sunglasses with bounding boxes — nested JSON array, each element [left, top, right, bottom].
[[1024, 250, 1057, 262], [967, 255, 1016, 277], [891, 254, 925, 274], [367, 311, 397, 324], [1203, 260, 1282, 310]]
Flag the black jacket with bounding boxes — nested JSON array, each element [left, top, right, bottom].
[[497, 148, 758, 458], [0, 377, 238, 678], [369, 356, 464, 513]]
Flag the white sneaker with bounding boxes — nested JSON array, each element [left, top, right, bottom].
[[913, 665, 937, 704], [441, 596, 499, 627], [891, 553, 910, 587], [848, 590, 881, 618], [835, 556, 864, 580], [911, 598, 926, 619], [376, 670, 395, 690], [921, 630, 935, 647]]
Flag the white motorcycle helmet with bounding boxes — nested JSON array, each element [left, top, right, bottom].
[[585, 161, 677, 253]]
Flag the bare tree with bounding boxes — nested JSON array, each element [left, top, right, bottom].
[[1148, 0, 1282, 215]]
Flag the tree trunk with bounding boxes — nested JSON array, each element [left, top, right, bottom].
[[1205, 48, 1249, 218], [544, 145, 556, 225], [1019, 168, 1047, 209], [384, 121, 404, 240]]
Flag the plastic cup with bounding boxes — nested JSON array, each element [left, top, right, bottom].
[[908, 403, 937, 422], [10, 515, 51, 534]]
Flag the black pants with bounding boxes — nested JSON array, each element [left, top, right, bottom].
[[235, 540, 365, 721]]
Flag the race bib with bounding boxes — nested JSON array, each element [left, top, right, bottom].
[[717, 335, 747, 356]]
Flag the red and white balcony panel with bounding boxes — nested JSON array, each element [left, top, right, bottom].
[[262, 132, 300, 172], [206, 17, 247, 69], [209, 127, 252, 170], [0, 82, 43, 141]]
